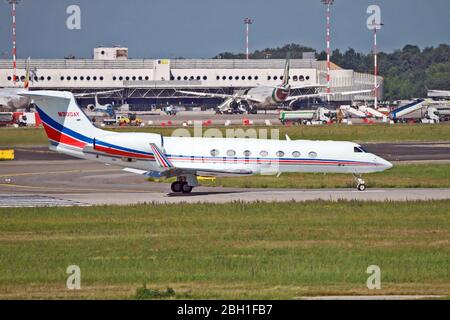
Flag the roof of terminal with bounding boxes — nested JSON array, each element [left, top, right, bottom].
[[0, 59, 318, 70]]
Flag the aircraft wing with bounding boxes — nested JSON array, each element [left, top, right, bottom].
[[74, 89, 123, 98], [286, 89, 374, 103], [176, 90, 264, 104]]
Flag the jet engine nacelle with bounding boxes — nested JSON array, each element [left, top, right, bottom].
[[87, 104, 95, 111]]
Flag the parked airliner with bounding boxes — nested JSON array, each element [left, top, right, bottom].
[[178, 59, 373, 114], [20, 91, 392, 193], [0, 58, 32, 110]]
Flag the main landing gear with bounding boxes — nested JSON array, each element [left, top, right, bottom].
[[171, 177, 194, 194], [353, 174, 366, 192]]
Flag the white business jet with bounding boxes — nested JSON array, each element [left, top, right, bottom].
[[20, 91, 392, 193]]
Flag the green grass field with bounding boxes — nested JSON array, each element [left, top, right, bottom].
[[1, 123, 450, 146], [0, 201, 448, 299], [199, 163, 450, 189]]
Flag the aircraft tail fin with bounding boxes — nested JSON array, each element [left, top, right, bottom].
[[23, 57, 30, 89], [282, 57, 290, 86], [19, 91, 101, 148]]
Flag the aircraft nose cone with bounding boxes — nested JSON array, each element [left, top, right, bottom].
[[381, 158, 393, 170]]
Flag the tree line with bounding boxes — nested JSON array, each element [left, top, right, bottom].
[[214, 43, 450, 101]]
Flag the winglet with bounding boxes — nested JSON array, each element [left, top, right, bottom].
[[149, 143, 174, 169]]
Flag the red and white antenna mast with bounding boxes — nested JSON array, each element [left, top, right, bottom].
[[322, 0, 334, 103], [8, 0, 20, 86], [244, 18, 254, 60]]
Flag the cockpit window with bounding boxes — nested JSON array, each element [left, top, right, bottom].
[[354, 146, 368, 153]]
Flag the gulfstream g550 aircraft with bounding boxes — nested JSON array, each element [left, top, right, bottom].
[[20, 91, 392, 193]]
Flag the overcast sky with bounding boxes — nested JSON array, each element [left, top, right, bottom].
[[0, 0, 449, 59]]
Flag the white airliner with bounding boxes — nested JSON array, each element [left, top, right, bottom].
[[178, 59, 373, 113], [0, 58, 32, 110], [75, 90, 123, 116], [20, 91, 392, 193]]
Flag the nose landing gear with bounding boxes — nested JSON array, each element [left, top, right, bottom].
[[353, 175, 366, 191]]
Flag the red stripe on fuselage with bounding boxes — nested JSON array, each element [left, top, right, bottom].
[[42, 122, 86, 148], [94, 145, 154, 160]]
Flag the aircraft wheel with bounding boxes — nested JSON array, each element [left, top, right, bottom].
[[357, 183, 366, 192], [171, 182, 183, 193], [181, 183, 193, 194]]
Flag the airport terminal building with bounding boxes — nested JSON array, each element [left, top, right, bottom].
[[0, 47, 382, 108]]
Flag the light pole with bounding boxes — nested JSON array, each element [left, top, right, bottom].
[[322, 0, 334, 103], [372, 22, 383, 109], [244, 18, 254, 60], [8, 0, 20, 85]]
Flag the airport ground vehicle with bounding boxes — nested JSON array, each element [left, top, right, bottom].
[[390, 100, 441, 123], [102, 114, 141, 126], [103, 115, 130, 126], [0, 112, 40, 127], [0, 112, 14, 126], [23, 90, 393, 193], [279, 107, 332, 125]]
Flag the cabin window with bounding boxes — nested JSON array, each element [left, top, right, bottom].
[[309, 151, 318, 159], [260, 150, 268, 157], [210, 149, 220, 157], [276, 151, 285, 158], [227, 150, 236, 157], [243, 150, 252, 157], [292, 151, 301, 158]]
